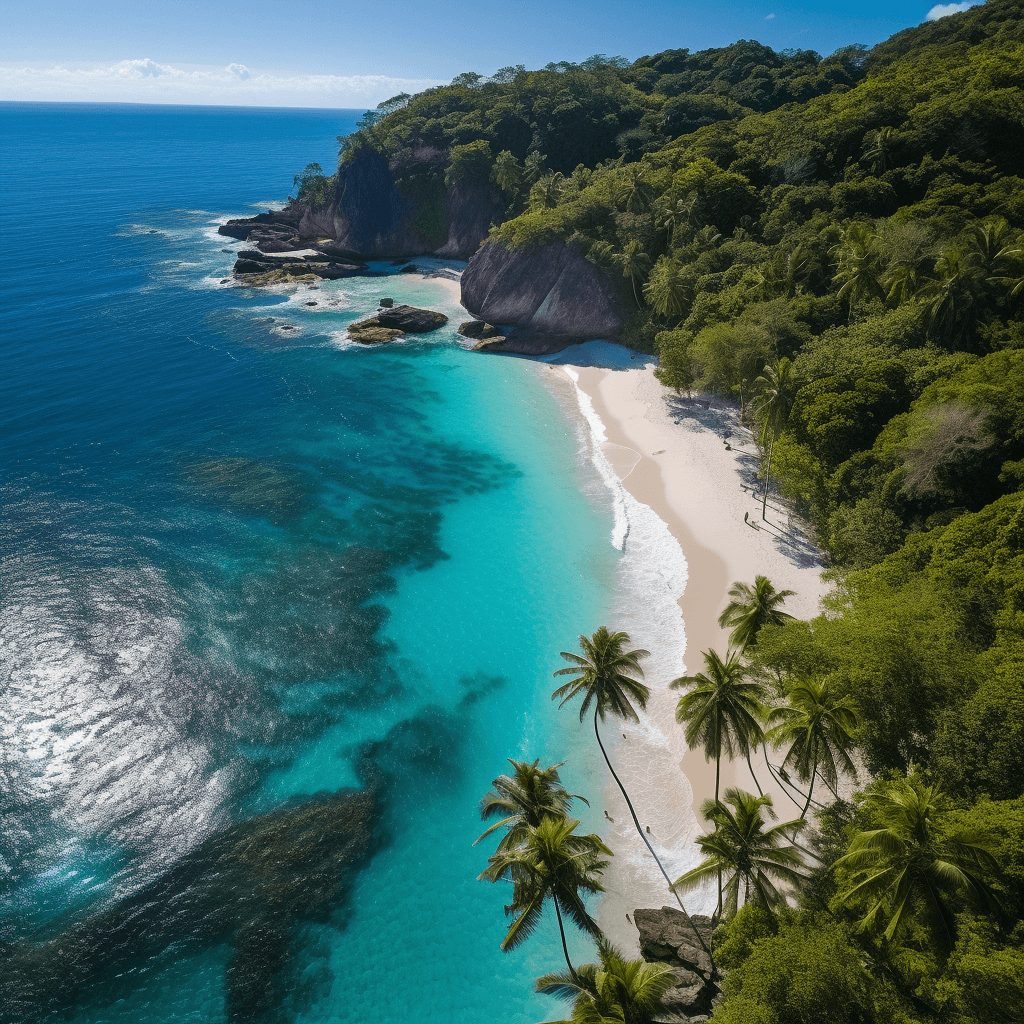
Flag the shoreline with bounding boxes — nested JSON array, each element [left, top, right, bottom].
[[538, 344, 832, 953]]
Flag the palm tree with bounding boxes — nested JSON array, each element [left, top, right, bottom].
[[615, 241, 652, 309], [717, 576, 796, 651], [861, 126, 897, 174], [752, 357, 800, 520], [475, 759, 588, 857], [481, 814, 610, 979], [537, 937, 676, 1024], [832, 223, 884, 317], [616, 166, 653, 214], [836, 773, 1000, 952], [673, 788, 808, 922], [553, 628, 713, 963], [919, 248, 988, 348], [491, 150, 522, 197], [766, 677, 859, 816], [643, 256, 691, 318], [654, 195, 698, 248], [672, 648, 768, 802]]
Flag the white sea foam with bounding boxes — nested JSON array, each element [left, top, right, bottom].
[[559, 363, 719, 931]]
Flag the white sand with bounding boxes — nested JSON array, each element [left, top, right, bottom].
[[535, 342, 833, 952]]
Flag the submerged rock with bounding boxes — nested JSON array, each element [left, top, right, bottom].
[[379, 297, 394, 308], [1, 789, 377, 1023], [349, 325, 405, 344]]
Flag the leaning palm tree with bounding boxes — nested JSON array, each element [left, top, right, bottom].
[[475, 759, 588, 858], [481, 814, 610, 979], [537, 937, 676, 1024], [553, 627, 713, 963], [836, 773, 1000, 953], [751, 358, 800, 520], [766, 677, 859, 816], [672, 648, 768, 801], [673, 788, 808, 923], [615, 240, 652, 309], [718, 576, 796, 651]]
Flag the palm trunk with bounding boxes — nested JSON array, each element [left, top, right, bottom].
[[553, 898, 580, 984], [593, 710, 714, 966], [761, 434, 774, 521], [801, 754, 818, 818], [745, 748, 763, 796], [714, 718, 723, 924], [632, 275, 642, 309], [765, 744, 824, 812]]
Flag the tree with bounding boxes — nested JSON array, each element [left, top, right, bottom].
[[832, 223, 884, 316], [673, 789, 807, 922], [616, 166, 654, 214], [919, 248, 988, 348], [553, 628, 713, 962], [492, 150, 523, 198], [718, 576, 796, 651], [766, 678, 859, 816], [480, 815, 610, 978], [672, 648, 768, 801], [752, 358, 800, 520], [644, 256, 691, 318], [475, 759, 588, 857], [836, 773, 1001, 952], [861, 126, 897, 174], [615, 240, 652, 309], [536, 937, 675, 1024]]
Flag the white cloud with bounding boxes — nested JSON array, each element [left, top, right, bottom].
[[0, 58, 444, 108], [926, 0, 983, 21], [765, 12, 776, 19]]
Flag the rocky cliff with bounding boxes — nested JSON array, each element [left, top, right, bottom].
[[459, 240, 629, 353], [220, 151, 503, 261]]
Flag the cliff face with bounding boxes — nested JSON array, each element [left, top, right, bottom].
[[460, 240, 629, 353], [221, 152, 504, 261]]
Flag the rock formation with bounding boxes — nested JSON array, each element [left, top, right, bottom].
[[219, 150, 504, 263], [460, 240, 629, 353], [347, 304, 449, 344], [634, 907, 721, 1022]]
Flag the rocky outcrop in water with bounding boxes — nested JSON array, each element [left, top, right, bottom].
[[460, 240, 629, 353], [1, 789, 376, 1023], [347, 304, 449, 344], [231, 248, 373, 285], [634, 907, 720, 1022]]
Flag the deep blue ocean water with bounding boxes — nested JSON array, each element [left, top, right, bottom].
[[0, 103, 622, 1022]]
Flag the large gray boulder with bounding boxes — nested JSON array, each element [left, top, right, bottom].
[[460, 239, 629, 353], [635, 907, 719, 1021]]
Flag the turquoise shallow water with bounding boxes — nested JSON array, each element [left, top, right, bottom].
[[0, 103, 620, 1022]]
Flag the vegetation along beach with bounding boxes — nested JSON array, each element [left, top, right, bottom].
[[2, 0, 1023, 1022]]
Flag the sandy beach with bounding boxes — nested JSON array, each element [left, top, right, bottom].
[[534, 343, 833, 952]]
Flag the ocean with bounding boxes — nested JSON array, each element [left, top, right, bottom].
[[0, 102, 632, 1023]]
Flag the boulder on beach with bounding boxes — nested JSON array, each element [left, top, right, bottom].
[[634, 907, 719, 1020]]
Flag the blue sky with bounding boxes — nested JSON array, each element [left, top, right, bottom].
[[0, 0, 985, 107]]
